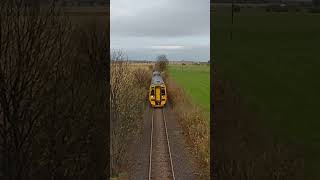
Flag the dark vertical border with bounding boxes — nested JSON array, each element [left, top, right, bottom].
[[106, 0, 111, 178]]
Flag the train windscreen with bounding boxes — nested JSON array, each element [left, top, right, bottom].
[[161, 88, 165, 96]]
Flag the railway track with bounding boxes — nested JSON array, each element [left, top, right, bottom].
[[148, 108, 175, 180]]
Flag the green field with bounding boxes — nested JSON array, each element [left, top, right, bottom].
[[168, 65, 210, 120], [213, 9, 320, 178]]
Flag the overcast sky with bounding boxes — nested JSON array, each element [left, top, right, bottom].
[[111, 0, 210, 61]]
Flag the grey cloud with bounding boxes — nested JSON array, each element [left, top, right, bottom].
[[111, 0, 209, 37], [111, 0, 210, 60]]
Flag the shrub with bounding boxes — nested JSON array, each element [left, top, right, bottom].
[[133, 68, 151, 90], [165, 78, 210, 179], [110, 50, 147, 177]]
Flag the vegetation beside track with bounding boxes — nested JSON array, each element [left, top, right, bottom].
[[0, 2, 109, 179], [213, 8, 320, 179], [110, 51, 152, 179], [165, 75, 210, 180]]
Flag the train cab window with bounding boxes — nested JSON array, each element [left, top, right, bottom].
[[151, 89, 155, 96], [161, 88, 165, 96]]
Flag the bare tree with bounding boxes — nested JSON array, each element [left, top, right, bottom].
[[0, 1, 109, 179], [0, 1, 72, 178], [155, 54, 169, 72], [76, 19, 109, 179]]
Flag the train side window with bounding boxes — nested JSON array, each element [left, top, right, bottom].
[[151, 89, 155, 96]]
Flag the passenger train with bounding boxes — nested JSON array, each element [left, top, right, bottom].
[[149, 71, 167, 108]]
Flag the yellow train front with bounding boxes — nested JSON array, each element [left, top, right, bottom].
[[149, 72, 167, 108]]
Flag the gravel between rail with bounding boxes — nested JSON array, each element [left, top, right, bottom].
[[149, 109, 174, 180], [129, 104, 196, 180]]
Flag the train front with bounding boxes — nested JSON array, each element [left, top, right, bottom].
[[149, 72, 167, 108]]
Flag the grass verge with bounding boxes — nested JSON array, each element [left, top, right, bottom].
[[165, 76, 210, 179]]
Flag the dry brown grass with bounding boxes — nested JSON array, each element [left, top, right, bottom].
[[110, 53, 153, 178], [165, 76, 210, 180], [128, 63, 153, 71]]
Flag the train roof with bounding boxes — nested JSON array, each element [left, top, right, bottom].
[[152, 71, 161, 76], [151, 71, 164, 85]]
